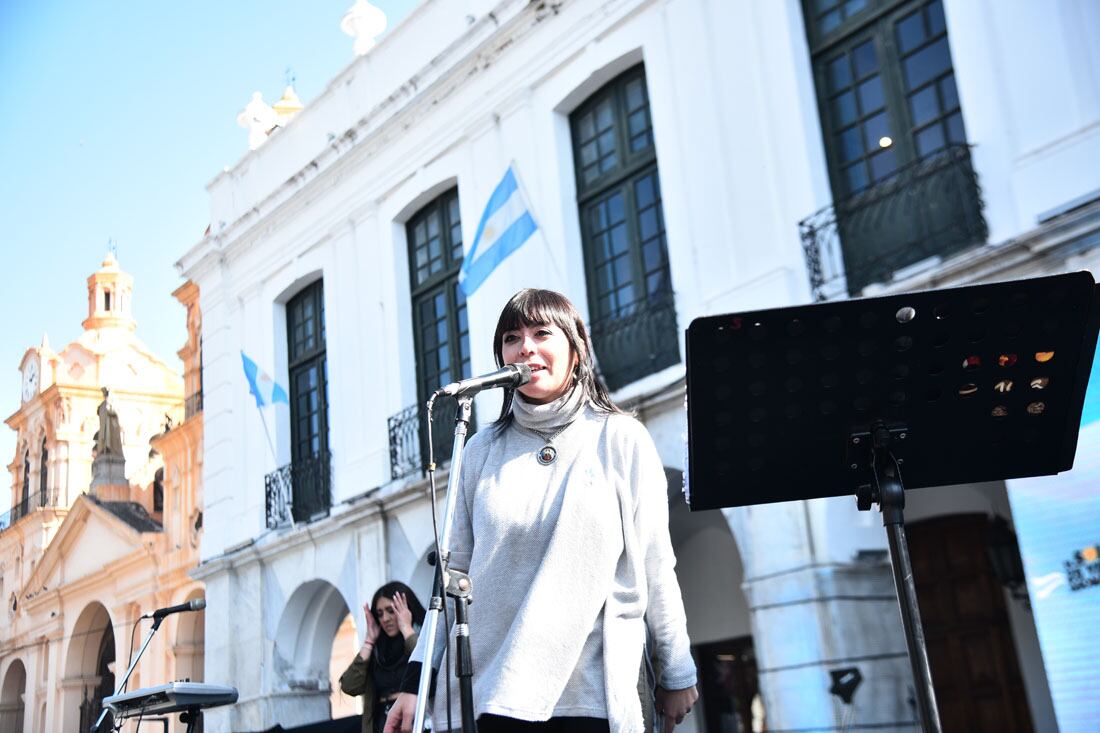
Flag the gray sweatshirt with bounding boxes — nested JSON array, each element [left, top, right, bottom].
[[415, 389, 696, 733]]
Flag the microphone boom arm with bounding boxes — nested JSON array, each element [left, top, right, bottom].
[[91, 614, 165, 732]]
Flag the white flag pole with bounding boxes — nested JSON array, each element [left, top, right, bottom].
[[256, 406, 278, 463]]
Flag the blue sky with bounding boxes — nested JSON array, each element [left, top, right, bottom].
[[0, 1, 420, 509]]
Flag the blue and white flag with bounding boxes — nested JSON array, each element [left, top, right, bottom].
[[458, 163, 539, 297], [241, 351, 288, 407]]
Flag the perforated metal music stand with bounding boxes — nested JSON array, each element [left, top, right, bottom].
[[685, 272, 1100, 731]]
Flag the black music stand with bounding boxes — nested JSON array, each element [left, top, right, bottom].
[[685, 272, 1100, 732]]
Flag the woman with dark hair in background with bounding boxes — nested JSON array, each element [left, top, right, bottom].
[[386, 289, 697, 733], [341, 582, 426, 733]]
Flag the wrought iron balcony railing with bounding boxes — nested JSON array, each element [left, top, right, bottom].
[[184, 390, 203, 420], [0, 486, 59, 533], [800, 144, 988, 301], [388, 400, 478, 481], [265, 450, 331, 529], [388, 404, 422, 480], [590, 291, 681, 392]]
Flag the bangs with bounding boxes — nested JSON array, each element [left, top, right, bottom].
[[496, 289, 576, 334]]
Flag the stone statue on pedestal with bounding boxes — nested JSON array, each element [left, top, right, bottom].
[[91, 387, 128, 494], [94, 387, 124, 456]]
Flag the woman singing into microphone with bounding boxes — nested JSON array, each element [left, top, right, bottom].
[[386, 288, 697, 733]]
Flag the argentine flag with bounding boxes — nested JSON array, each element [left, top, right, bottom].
[[458, 163, 539, 297], [241, 351, 289, 407]]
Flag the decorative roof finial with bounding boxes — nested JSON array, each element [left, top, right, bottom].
[[341, 0, 387, 56], [273, 84, 304, 127], [237, 92, 279, 151]]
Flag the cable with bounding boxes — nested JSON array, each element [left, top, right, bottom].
[[125, 616, 143, 693]]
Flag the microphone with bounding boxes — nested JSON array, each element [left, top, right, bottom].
[[434, 364, 532, 398], [141, 598, 206, 620]]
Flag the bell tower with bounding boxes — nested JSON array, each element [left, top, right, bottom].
[[82, 252, 136, 332]]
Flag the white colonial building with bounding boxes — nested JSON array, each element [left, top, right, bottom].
[[178, 0, 1100, 731]]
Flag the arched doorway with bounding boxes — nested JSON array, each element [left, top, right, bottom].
[[666, 468, 760, 733], [63, 602, 115, 733], [1, 659, 26, 733], [330, 610, 360, 719], [272, 579, 354, 728], [174, 589, 206, 685]]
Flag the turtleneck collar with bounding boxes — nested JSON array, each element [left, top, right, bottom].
[[511, 384, 587, 432]]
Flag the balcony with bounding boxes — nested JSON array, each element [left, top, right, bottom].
[[590, 291, 680, 392], [265, 451, 331, 529], [388, 400, 477, 481], [800, 145, 988, 301], [0, 486, 59, 532]]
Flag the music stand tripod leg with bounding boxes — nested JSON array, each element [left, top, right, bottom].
[[858, 424, 942, 733]]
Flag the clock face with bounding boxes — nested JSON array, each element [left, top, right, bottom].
[[22, 358, 39, 402]]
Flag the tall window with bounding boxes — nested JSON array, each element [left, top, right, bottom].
[[570, 65, 679, 391], [286, 280, 330, 520], [21, 451, 30, 509], [39, 438, 48, 507], [804, 0, 983, 291], [407, 189, 472, 465], [153, 468, 164, 513]]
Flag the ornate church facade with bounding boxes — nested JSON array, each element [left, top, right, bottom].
[[0, 256, 205, 733]]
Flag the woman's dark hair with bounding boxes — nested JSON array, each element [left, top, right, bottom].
[[492, 288, 621, 426], [371, 581, 426, 628]]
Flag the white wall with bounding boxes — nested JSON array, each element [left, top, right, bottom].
[[947, 0, 1100, 243]]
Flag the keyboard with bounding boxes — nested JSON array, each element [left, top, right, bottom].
[[103, 681, 238, 718]]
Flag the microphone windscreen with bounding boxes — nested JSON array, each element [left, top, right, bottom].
[[513, 363, 532, 384], [190, 598, 208, 611]]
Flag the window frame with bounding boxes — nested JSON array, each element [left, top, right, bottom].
[[806, 0, 965, 203], [407, 189, 470, 405], [569, 64, 680, 390], [39, 437, 48, 506], [286, 279, 329, 465], [571, 65, 658, 202], [406, 188, 474, 466]]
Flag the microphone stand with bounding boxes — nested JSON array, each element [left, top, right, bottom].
[[91, 614, 167, 732], [412, 394, 477, 733]]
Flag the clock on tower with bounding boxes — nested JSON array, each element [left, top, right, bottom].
[[22, 355, 39, 403]]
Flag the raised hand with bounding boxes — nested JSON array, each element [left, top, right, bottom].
[[392, 591, 415, 638], [363, 600, 381, 645]]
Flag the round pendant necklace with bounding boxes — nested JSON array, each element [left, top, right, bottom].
[[525, 421, 575, 466]]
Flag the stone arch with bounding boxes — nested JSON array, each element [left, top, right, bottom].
[[174, 587, 205, 684], [392, 176, 460, 226], [0, 658, 26, 733], [330, 608, 360, 720], [552, 46, 645, 115], [665, 468, 752, 640], [153, 467, 165, 514], [665, 467, 760, 733], [62, 601, 115, 733], [271, 579, 354, 727]]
